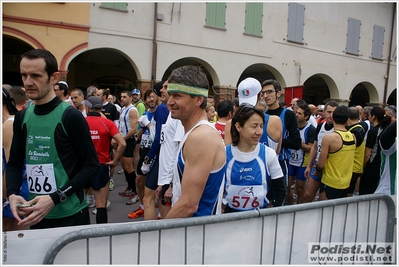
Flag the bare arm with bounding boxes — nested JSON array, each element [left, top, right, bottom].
[[224, 119, 232, 146], [124, 109, 138, 140], [304, 141, 318, 179], [106, 133, 126, 171], [165, 127, 224, 218]]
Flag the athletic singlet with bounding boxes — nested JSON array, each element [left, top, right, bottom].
[[322, 130, 356, 189], [224, 144, 271, 210], [348, 123, 366, 173], [23, 102, 86, 218], [260, 113, 279, 152], [214, 121, 226, 141], [315, 122, 334, 163], [118, 104, 137, 137], [375, 137, 397, 195], [140, 110, 156, 148], [171, 120, 226, 216], [289, 122, 312, 167], [158, 112, 184, 185]]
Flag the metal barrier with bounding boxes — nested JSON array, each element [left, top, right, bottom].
[[42, 194, 396, 265]]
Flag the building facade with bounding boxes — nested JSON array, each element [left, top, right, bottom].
[[3, 2, 397, 106]]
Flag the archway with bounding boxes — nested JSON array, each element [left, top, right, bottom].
[[3, 35, 34, 86], [349, 82, 378, 106], [387, 89, 397, 106], [67, 48, 138, 97], [303, 74, 337, 106]]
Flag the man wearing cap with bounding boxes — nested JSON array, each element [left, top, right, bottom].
[[165, 65, 226, 218], [6, 49, 100, 229], [84, 96, 126, 223], [53, 81, 72, 105]]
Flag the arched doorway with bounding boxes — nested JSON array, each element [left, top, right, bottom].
[[303, 75, 332, 106], [67, 48, 137, 97], [387, 89, 397, 106], [349, 84, 370, 107], [3, 35, 34, 86]]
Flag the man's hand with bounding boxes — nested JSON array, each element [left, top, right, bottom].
[[13, 195, 55, 227]]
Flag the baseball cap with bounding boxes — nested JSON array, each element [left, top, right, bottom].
[[153, 81, 164, 97], [237, 77, 261, 106], [82, 96, 102, 109], [132, 88, 141, 95]]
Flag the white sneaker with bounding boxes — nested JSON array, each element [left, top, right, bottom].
[[117, 169, 124, 174], [86, 195, 95, 208], [92, 201, 111, 215]]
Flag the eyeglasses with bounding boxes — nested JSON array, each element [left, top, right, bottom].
[[234, 103, 256, 119], [260, 90, 277, 96]]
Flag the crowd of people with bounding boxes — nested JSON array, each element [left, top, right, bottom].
[[2, 48, 397, 231]]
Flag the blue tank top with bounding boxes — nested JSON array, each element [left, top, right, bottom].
[[260, 113, 279, 152], [225, 144, 271, 210]]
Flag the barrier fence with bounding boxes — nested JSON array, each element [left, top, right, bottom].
[[3, 194, 396, 265]]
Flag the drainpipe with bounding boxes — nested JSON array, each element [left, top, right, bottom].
[[383, 2, 396, 103], [151, 3, 158, 88]]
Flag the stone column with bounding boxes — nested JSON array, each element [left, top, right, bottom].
[[211, 85, 237, 104]]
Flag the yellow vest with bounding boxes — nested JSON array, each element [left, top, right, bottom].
[[322, 130, 356, 189]]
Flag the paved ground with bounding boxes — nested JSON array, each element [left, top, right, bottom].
[[89, 166, 151, 224]]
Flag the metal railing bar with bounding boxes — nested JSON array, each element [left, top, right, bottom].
[[42, 195, 395, 264]]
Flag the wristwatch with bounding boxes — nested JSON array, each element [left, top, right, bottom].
[[56, 189, 67, 203], [143, 156, 153, 165], [169, 182, 173, 188]]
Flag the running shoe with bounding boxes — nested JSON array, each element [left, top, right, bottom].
[[117, 169, 124, 174], [109, 179, 115, 191], [127, 207, 144, 219], [86, 195, 95, 208], [119, 188, 132, 197], [92, 201, 111, 215], [126, 194, 139, 205]]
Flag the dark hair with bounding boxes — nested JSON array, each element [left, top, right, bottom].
[[324, 100, 339, 110], [168, 65, 209, 109], [216, 100, 234, 118], [232, 97, 240, 108], [122, 90, 133, 97], [296, 100, 311, 121], [98, 88, 109, 99], [21, 49, 58, 80], [261, 79, 281, 92], [332, 105, 349, 125], [143, 88, 156, 101], [348, 106, 360, 120], [370, 106, 391, 130], [231, 104, 265, 146]]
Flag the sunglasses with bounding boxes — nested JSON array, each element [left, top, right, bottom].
[[235, 103, 257, 119]]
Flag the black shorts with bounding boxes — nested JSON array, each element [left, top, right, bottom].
[[85, 164, 110, 190], [320, 183, 347, 200], [160, 184, 171, 205], [347, 172, 362, 193], [123, 138, 136, 157], [145, 155, 159, 190], [30, 207, 90, 229], [136, 147, 150, 176]]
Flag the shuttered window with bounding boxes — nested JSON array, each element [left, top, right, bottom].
[[346, 18, 361, 55], [244, 3, 263, 36], [100, 2, 128, 12], [371, 25, 385, 60], [205, 3, 226, 29], [287, 3, 305, 44]]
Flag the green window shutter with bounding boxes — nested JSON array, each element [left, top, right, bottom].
[[206, 3, 226, 29], [244, 3, 263, 36], [100, 2, 128, 11]]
